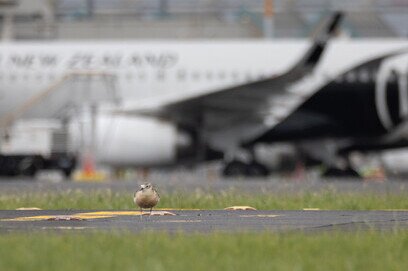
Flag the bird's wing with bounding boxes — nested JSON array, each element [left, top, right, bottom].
[[154, 188, 160, 200]]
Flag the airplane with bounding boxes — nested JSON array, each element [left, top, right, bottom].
[[0, 12, 407, 177]]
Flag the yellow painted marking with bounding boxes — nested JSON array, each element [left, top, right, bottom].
[[71, 215, 113, 219], [1, 211, 144, 222], [1, 210, 183, 222], [73, 171, 106, 182], [2, 215, 53, 221], [75, 211, 143, 217], [16, 207, 42, 211], [303, 208, 321, 211], [41, 227, 91, 230], [1, 215, 81, 222], [148, 211, 176, 216], [224, 206, 257, 211]]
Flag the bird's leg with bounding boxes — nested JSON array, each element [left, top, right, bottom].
[[140, 208, 143, 220], [149, 208, 153, 215]]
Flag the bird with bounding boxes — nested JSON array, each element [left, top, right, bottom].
[[134, 183, 160, 216]]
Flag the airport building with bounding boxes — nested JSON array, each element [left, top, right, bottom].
[[0, 0, 407, 40]]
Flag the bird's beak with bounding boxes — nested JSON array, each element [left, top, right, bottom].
[[140, 184, 146, 190]]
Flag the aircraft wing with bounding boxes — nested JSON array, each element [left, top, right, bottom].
[[126, 12, 343, 149]]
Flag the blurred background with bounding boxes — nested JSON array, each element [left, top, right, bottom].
[[0, 0, 407, 40], [0, 0, 407, 182]]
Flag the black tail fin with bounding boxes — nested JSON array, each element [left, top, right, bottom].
[[303, 11, 344, 66]]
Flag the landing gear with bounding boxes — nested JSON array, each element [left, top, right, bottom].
[[222, 160, 269, 177], [322, 166, 360, 178], [222, 160, 247, 176], [246, 161, 269, 176], [19, 157, 41, 177]]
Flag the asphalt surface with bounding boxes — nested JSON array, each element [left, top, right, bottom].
[[1, 177, 408, 195], [1, 176, 408, 233], [1, 210, 407, 233]]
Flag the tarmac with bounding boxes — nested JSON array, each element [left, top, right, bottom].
[[1, 176, 408, 233], [1, 209, 408, 233], [1, 176, 408, 195]]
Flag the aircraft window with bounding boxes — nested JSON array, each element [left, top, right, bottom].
[[177, 70, 186, 81], [245, 72, 252, 81], [358, 69, 370, 83], [157, 70, 165, 81], [192, 72, 200, 81], [345, 72, 356, 83], [218, 71, 225, 80], [138, 72, 146, 81], [206, 71, 213, 80], [231, 71, 239, 80]]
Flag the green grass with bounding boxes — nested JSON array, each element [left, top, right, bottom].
[[0, 189, 408, 210], [1, 189, 408, 270], [0, 231, 407, 271]]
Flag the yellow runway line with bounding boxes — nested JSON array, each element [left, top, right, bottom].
[[1, 215, 104, 222], [16, 207, 42, 211], [224, 206, 257, 210], [75, 211, 143, 217], [2, 215, 62, 222], [1, 211, 144, 222]]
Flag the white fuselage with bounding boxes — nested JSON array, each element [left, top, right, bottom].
[[1, 39, 408, 167], [1, 39, 407, 118]]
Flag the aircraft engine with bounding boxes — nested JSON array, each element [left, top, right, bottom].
[[69, 114, 193, 167]]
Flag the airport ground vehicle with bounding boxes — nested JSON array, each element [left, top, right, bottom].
[[0, 153, 76, 177], [0, 120, 76, 177]]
